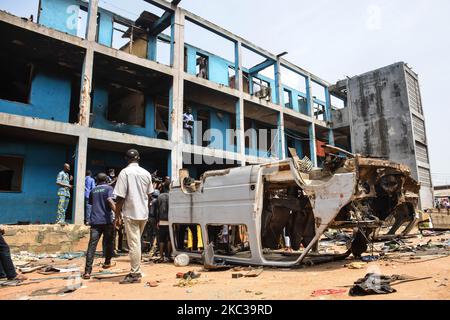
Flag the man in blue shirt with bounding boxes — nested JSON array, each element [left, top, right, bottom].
[[84, 170, 96, 225], [82, 173, 116, 279], [56, 163, 72, 225]]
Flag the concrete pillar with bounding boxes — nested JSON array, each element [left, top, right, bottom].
[[73, 0, 98, 224], [277, 112, 286, 159], [325, 86, 335, 146], [235, 41, 245, 166], [77, 0, 98, 127], [169, 9, 185, 185], [275, 60, 286, 160], [306, 76, 317, 166], [85, 0, 99, 42], [73, 134, 88, 225]]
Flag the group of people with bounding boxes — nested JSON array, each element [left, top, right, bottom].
[[53, 149, 173, 284], [436, 198, 450, 213], [81, 149, 173, 284]]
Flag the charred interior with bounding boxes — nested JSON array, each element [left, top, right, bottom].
[[261, 185, 315, 252]]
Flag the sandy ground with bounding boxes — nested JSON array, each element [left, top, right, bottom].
[[1, 232, 449, 300]]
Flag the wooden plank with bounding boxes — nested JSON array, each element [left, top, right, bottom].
[[244, 268, 263, 278]]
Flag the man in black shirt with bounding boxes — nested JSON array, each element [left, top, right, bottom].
[[142, 190, 159, 254], [156, 189, 171, 262], [83, 173, 116, 279]]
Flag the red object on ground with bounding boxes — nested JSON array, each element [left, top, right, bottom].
[[176, 272, 185, 279], [311, 289, 347, 297]]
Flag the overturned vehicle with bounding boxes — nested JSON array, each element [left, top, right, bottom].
[[168, 145, 420, 267]]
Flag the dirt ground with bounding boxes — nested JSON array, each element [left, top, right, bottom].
[[1, 232, 449, 300]]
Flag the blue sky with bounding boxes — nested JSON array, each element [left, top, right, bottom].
[[1, 0, 449, 185]]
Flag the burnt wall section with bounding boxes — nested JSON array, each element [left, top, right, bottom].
[[348, 62, 417, 180]]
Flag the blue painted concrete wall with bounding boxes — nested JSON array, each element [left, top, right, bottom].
[[0, 71, 71, 122], [0, 140, 70, 224], [39, 0, 80, 36], [185, 47, 231, 86], [39, 0, 113, 45], [282, 84, 308, 115], [285, 133, 304, 159], [190, 103, 237, 154], [244, 121, 277, 159], [97, 10, 114, 47], [90, 86, 156, 138]]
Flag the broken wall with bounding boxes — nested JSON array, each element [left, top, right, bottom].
[[0, 70, 72, 122], [90, 86, 157, 137], [348, 63, 416, 172], [2, 224, 90, 253], [347, 62, 433, 209]]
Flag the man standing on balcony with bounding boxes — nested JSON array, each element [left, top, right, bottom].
[[114, 149, 154, 284], [183, 107, 194, 144], [56, 163, 73, 225]]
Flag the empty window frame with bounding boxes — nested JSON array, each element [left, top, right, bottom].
[[311, 81, 326, 102], [284, 89, 293, 109], [0, 57, 33, 104], [207, 224, 250, 257], [0, 156, 24, 192], [112, 21, 131, 50], [107, 85, 145, 127], [330, 95, 345, 110], [196, 53, 209, 79], [155, 96, 169, 134], [156, 37, 171, 66], [281, 66, 306, 93], [173, 224, 204, 252], [313, 102, 326, 121], [252, 77, 271, 100]]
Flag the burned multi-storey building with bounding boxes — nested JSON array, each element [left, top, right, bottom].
[[0, 0, 432, 225]]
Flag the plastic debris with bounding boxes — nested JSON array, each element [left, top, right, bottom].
[[361, 255, 379, 262], [174, 254, 190, 267]]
